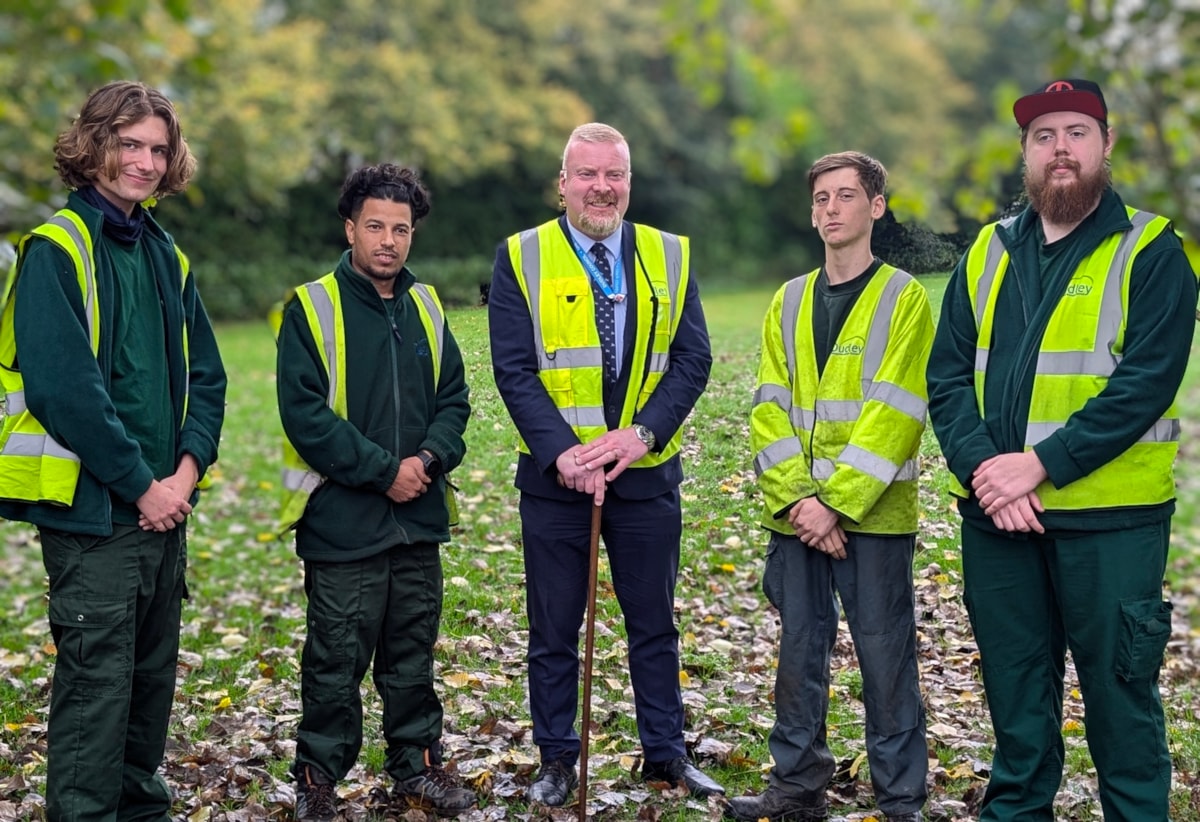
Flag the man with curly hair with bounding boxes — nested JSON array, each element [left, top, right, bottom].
[[0, 81, 227, 820], [275, 163, 473, 820]]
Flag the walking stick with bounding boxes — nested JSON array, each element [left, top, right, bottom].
[[578, 502, 602, 822]]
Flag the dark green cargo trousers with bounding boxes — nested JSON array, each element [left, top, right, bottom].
[[292, 542, 444, 784], [961, 519, 1173, 822], [39, 524, 186, 822]]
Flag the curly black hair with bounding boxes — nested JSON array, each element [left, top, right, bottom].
[[337, 163, 431, 224]]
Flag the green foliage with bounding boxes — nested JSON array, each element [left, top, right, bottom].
[[874, 213, 969, 275]]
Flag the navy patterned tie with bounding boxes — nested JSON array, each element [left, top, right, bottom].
[[590, 242, 618, 383]]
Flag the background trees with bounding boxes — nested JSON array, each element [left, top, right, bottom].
[[2, 0, 1196, 317]]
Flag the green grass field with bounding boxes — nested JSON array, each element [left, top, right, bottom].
[[0, 276, 1197, 821]]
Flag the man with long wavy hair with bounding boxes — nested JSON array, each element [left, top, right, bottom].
[[0, 81, 226, 821]]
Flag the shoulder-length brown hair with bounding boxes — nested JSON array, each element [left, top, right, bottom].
[[54, 80, 196, 198]]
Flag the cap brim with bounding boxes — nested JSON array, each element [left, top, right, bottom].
[[1014, 91, 1106, 128]]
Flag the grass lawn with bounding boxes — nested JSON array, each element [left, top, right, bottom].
[[0, 274, 1197, 821]]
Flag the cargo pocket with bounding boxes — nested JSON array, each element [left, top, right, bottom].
[[1115, 598, 1173, 681], [47, 595, 131, 692]]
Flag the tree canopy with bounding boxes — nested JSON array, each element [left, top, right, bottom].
[[2, 0, 1197, 297]]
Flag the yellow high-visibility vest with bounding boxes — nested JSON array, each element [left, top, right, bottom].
[[278, 273, 445, 531], [0, 210, 191, 506], [751, 265, 932, 534], [506, 221, 688, 466], [954, 207, 1178, 509]]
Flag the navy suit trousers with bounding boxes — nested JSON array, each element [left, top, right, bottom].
[[520, 488, 687, 764]]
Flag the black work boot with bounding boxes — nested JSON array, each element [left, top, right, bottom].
[[724, 785, 829, 821], [295, 765, 337, 822]]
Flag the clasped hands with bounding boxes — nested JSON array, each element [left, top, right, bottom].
[[137, 454, 199, 532], [556, 427, 650, 505], [790, 497, 847, 559], [971, 451, 1048, 534]]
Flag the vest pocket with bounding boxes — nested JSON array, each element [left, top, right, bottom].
[[1115, 597, 1173, 681]]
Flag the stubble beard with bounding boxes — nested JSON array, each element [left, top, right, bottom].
[[1024, 159, 1111, 226]]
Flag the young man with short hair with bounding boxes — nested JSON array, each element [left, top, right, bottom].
[[731, 151, 932, 822]]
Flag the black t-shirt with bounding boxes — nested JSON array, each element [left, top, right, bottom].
[[813, 258, 883, 376]]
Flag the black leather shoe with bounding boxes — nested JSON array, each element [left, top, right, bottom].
[[724, 785, 828, 821], [642, 756, 725, 797], [527, 759, 577, 806]]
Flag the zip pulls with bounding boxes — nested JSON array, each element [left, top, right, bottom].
[[380, 293, 404, 459]]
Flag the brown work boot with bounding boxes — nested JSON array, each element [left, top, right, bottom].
[[391, 742, 477, 817]]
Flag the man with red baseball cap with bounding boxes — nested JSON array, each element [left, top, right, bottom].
[[927, 78, 1197, 821]]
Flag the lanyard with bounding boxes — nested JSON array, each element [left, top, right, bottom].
[[570, 239, 625, 303]]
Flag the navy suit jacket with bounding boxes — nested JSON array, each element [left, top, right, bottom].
[[489, 216, 712, 501]]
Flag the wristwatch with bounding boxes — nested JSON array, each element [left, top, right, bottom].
[[633, 424, 657, 450], [417, 450, 442, 479]]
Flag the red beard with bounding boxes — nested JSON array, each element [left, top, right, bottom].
[[1024, 159, 1111, 227]]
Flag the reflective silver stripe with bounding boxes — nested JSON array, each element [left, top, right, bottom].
[[1034, 349, 1119, 376], [519, 229, 547, 359], [1057, 209, 1155, 377], [753, 436, 803, 476], [815, 399, 862, 422], [300, 282, 339, 408], [975, 348, 989, 373], [410, 283, 445, 364], [282, 467, 324, 494], [1026, 417, 1179, 448], [5, 391, 25, 414], [647, 351, 669, 374], [46, 214, 98, 346], [661, 231, 684, 329], [973, 226, 1010, 328], [861, 270, 909, 381], [558, 405, 606, 428], [790, 406, 815, 431], [866, 381, 927, 422], [538, 346, 603, 372], [813, 451, 919, 483], [780, 275, 809, 380], [753, 383, 792, 412], [0, 432, 80, 462]]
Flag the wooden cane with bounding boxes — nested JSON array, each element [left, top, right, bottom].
[[578, 502, 602, 822]]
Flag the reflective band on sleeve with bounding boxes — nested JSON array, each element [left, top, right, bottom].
[[754, 436, 803, 476], [865, 381, 927, 422], [753, 383, 792, 412]]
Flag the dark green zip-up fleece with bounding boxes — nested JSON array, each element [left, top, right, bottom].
[[276, 251, 470, 561], [927, 187, 1198, 534], [0, 191, 227, 536]]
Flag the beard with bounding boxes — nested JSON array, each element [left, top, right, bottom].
[[1024, 158, 1111, 226], [577, 195, 623, 238]]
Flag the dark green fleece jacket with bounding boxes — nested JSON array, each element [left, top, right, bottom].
[[0, 191, 227, 536], [928, 187, 1198, 534], [276, 251, 470, 561]]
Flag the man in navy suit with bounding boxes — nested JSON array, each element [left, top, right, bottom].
[[488, 122, 719, 807]]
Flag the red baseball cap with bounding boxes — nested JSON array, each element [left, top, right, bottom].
[[1013, 79, 1108, 128]]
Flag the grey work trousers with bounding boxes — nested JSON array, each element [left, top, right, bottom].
[[763, 531, 927, 815]]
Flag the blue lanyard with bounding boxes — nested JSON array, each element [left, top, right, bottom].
[[570, 239, 625, 303]]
